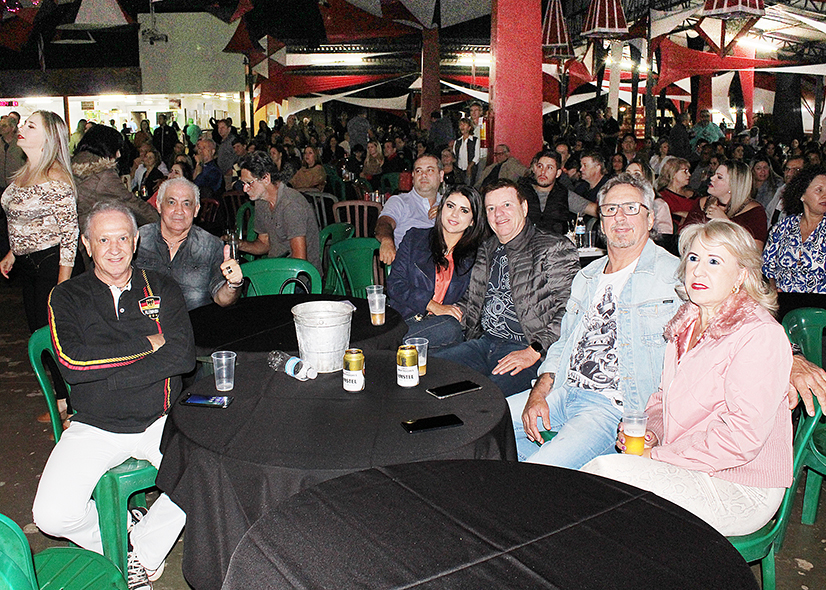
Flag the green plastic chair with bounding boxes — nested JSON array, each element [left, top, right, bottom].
[[243, 257, 323, 296], [380, 172, 400, 195], [727, 395, 822, 590], [328, 238, 384, 298], [323, 167, 346, 202], [235, 201, 258, 262], [782, 308, 826, 525], [28, 327, 157, 580], [1, 512, 127, 590], [318, 223, 354, 295]]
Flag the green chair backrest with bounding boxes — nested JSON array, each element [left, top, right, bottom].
[[380, 172, 400, 195], [235, 201, 258, 262], [319, 223, 354, 295], [328, 238, 382, 299], [782, 308, 826, 368], [727, 395, 822, 570], [243, 258, 322, 296], [323, 167, 346, 202], [0, 514, 37, 590], [28, 327, 68, 443]]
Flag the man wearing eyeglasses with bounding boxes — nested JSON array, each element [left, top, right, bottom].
[[475, 144, 527, 191], [764, 155, 805, 228], [507, 173, 682, 469], [237, 151, 321, 272]]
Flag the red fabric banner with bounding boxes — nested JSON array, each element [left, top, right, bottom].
[[257, 74, 400, 110], [653, 38, 796, 95]]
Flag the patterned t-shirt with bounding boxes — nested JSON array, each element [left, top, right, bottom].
[[566, 259, 637, 404], [481, 244, 526, 343]]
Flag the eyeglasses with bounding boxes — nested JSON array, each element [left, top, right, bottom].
[[494, 151, 507, 156], [240, 178, 260, 188], [598, 202, 649, 217], [783, 166, 803, 173]]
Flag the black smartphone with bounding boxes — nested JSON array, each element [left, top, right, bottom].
[[401, 414, 463, 434], [426, 380, 482, 399], [180, 394, 234, 408]]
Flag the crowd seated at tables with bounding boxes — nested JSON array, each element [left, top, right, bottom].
[[7, 103, 826, 589]]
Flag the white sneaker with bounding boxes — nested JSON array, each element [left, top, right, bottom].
[[146, 560, 165, 582], [127, 551, 152, 590]]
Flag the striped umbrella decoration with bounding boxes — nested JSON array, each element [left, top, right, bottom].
[[701, 0, 765, 19], [581, 0, 628, 38], [542, 0, 574, 59]]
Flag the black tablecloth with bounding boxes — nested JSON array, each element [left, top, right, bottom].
[[189, 294, 407, 355], [223, 460, 759, 590], [157, 352, 515, 590]]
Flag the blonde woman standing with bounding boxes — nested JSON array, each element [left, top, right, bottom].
[[1, 111, 78, 333]]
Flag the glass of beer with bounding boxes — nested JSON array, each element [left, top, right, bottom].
[[367, 294, 386, 326], [404, 337, 428, 376], [622, 411, 648, 456]]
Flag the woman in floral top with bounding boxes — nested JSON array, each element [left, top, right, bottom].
[[763, 166, 826, 294], [1, 111, 78, 332]]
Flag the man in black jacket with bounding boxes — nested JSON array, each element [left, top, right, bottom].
[[521, 150, 596, 235], [433, 179, 579, 396], [33, 201, 195, 589]]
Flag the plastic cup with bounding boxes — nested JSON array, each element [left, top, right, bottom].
[[211, 351, 237, 391], [622, 411, 648, 456], [367, 294, 386, 326], [404, 337, 429, 376], [365, 285, 384, 296]]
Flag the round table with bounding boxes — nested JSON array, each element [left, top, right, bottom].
[[157, 352, 515, 590], [189, 294, 407, 355], [222, 460, 759, 590]]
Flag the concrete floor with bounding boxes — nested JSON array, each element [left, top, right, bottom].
[[1, 275, 826, 590]]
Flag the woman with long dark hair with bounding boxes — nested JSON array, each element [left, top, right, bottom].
[[387, 185, 487, 351]]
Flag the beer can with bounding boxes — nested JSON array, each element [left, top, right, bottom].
[[396, 345, 419, 388], [343, 348, 365, 392]]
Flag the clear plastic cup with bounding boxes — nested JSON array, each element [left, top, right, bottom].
[[367, 294, 386, 326], [211, 351, 237, 391], [622, 411, 648, 456], [404, 337, 429, 376], [365, 285, 384, 296]]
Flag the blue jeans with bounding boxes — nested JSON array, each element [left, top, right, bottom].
[[403, 314, 464, 352], [432, 334, 540, 397], [507, 385, 623, 469]]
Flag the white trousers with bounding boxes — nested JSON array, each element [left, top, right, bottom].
[[582, 454, 785, 537], [32, 416, 185, 571]]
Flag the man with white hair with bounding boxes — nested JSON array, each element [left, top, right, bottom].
[[35, 201, 194, 589], [136, 178, 243, 311]]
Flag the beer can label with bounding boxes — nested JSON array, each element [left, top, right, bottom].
[[397, 364, 419, 387], [343, 369, 365, 392]]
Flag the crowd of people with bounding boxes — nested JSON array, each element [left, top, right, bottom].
[[2, 102, 826, 589]]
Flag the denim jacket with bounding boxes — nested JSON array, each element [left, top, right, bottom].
[[538, 239, 682, 412]]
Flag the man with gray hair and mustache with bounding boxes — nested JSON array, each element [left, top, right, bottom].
[[136, 177, 243, 311]]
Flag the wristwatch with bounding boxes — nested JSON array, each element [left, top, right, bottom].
[[529, 341, 544, 355]]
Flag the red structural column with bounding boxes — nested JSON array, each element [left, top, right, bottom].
[[697, 75, 713, 114], [420, 27, 441, 131], [490, 0, 543, 165]]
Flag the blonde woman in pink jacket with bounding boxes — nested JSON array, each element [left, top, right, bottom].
[[584, 219, 792, 536]]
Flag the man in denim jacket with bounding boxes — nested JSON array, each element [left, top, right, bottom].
[[507, 174, 682, 468]]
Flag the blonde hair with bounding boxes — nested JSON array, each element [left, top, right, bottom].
[[678, 219, 777, 313], [719, 160, 753, 216], [13, 111, 75, 194]]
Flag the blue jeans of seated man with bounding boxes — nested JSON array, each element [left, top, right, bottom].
[[506, 385, 623, 469], [432, 334, 539, 397], [404, 314, 464, 352]]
